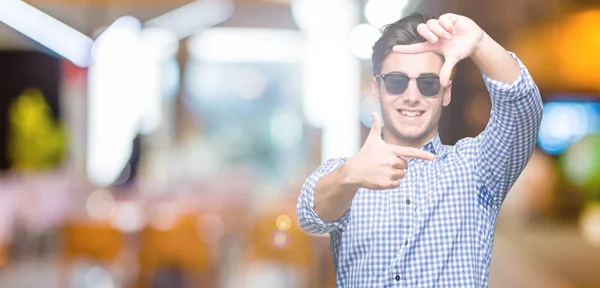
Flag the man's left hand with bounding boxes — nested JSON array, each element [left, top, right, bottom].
[[392, 13, 484, 87]]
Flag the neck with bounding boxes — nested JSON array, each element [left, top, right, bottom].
[[382, 127, 436, 150]]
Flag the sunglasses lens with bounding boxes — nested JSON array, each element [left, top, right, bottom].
[[416, 77, 441, 96], [383, 75, 409, 95]]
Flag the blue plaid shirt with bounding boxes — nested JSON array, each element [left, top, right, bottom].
[[297, 53, 543, 288]]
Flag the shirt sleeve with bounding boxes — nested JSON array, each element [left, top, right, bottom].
[[474, 52, 544, 206], [296, 157, 351, 235]]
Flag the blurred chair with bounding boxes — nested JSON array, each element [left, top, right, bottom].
[[59, 220, 125, 287], [136, 211, 216, 288], [236, 199, 320, 288]]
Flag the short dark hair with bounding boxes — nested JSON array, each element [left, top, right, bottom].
[[371, 13, 438, 75]]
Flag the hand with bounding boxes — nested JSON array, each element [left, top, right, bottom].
[[392, 13, 485, 87], [343, 112, 435, 190]]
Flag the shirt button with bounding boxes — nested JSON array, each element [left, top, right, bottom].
[[406, 199, 411, 204], [395, 275, 400, 281], [405, 240, 408, 246]]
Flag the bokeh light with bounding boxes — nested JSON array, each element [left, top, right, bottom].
[[580, 203, 600, 248], [538, 101, 600, 155], [348, 24, 381, 59], [149, 202, 181, 231], [84, 266, 115, 288], [86, 189, 115, 220], [275, 215, 291, 231], [364, 0, 409, 29], [109, 201, 144, 233], [561, 133, 600, 197], [271, 230, 290, 249]]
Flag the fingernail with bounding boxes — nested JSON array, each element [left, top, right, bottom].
[[445, 34, 452, 40], [431, 36, 438, 42]]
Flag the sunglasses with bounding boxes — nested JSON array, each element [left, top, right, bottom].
[[377, 73, 441, 97]]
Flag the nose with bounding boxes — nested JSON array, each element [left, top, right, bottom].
[[401, 80, 421, 105]]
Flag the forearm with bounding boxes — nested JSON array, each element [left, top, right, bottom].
[[313, 163, 360, 222], [474, 51, 543, 204], [296, 158, 354, 234], [471, 32, 521, 84]]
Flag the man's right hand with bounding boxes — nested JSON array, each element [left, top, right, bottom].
[[343, 112, 435, 190]]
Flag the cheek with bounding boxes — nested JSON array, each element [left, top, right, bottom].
[[430, 105, 444, 122], [381, 103, 394, 117], [425, 100, 443, 117], [379, 96, 395, 110], [428, 98, 444, 109]]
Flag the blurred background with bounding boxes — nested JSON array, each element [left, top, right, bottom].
[[0, 0, 599, 287]]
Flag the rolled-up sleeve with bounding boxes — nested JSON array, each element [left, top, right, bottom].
[[475, 52, 544, 206], [296, 157, 351, 235]]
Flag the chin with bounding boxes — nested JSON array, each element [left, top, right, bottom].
[[394, 127, 425, 139], [400, 132, 426, 140], [393, 122, 421, 136]]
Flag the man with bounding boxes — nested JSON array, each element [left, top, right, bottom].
[[296, 12, 543, 287]]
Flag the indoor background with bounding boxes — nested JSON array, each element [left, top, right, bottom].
[[0, 0, 598, 287]]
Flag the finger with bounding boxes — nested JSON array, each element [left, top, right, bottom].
[[391, 168, 406, 180], [386, 179, 401, 189], [416, 22, 440, 43], [427, 19, 452, 40], [440, 57, 459, 87], [439, 14, 457, 35], [366, 111, 383, 144], [392, 42, 436, 54], [390, 146, 435, 160], [392, 158, 407, 170]]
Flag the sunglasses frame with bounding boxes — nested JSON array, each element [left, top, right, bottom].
[[376, 73, 442, 97]]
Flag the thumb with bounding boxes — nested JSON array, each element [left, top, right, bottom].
[[367, 111, 383, 143], [440, 57, 459, 87]]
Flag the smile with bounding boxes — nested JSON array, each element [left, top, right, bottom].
[[398, 109, 424, 118]]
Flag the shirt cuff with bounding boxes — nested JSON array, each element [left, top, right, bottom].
[[298, 158, 351, 233]]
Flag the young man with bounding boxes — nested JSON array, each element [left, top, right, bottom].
[[296, 12, 543, 287]]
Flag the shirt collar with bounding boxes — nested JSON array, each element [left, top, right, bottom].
[[381, 132, 443, 155], [423, 133, 442, 155]]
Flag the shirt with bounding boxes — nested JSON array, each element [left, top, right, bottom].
[[296, 52, 543, 288]]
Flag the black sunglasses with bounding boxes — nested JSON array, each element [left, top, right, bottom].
[[377, 73, 441, 97]]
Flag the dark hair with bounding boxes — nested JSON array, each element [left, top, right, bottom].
[[371, 13, 438, 75]]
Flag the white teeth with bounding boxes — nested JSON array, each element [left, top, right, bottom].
[[400, 110, 423, 117]]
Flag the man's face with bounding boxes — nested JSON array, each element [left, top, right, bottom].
[[371, 52, 452, 145]]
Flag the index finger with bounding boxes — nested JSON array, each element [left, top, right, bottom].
[[389, 146, 435, 161], [392, 42, 436, 54]]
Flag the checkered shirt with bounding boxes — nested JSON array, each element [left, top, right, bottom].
[[297, 52, 543, 288]]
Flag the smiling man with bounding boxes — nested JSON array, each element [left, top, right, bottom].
[[296, 12, 543, 287]]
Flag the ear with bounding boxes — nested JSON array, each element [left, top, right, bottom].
[[371, 76, 381, 103], [442, 80, 452, 107]]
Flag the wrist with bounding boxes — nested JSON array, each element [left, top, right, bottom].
[[338, 161, 362, 191], [470, 30, 521, 83], [470, 31, 490, 64]]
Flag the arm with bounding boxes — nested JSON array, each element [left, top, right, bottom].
[[390, 14, 543, 206], [471, 33, 544, 206], [296, 158, 358, 235], [297, 112, 435, 235]]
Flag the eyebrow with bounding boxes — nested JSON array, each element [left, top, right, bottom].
[[386, 71, 440, 77], [419, 72, 439, 77]]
